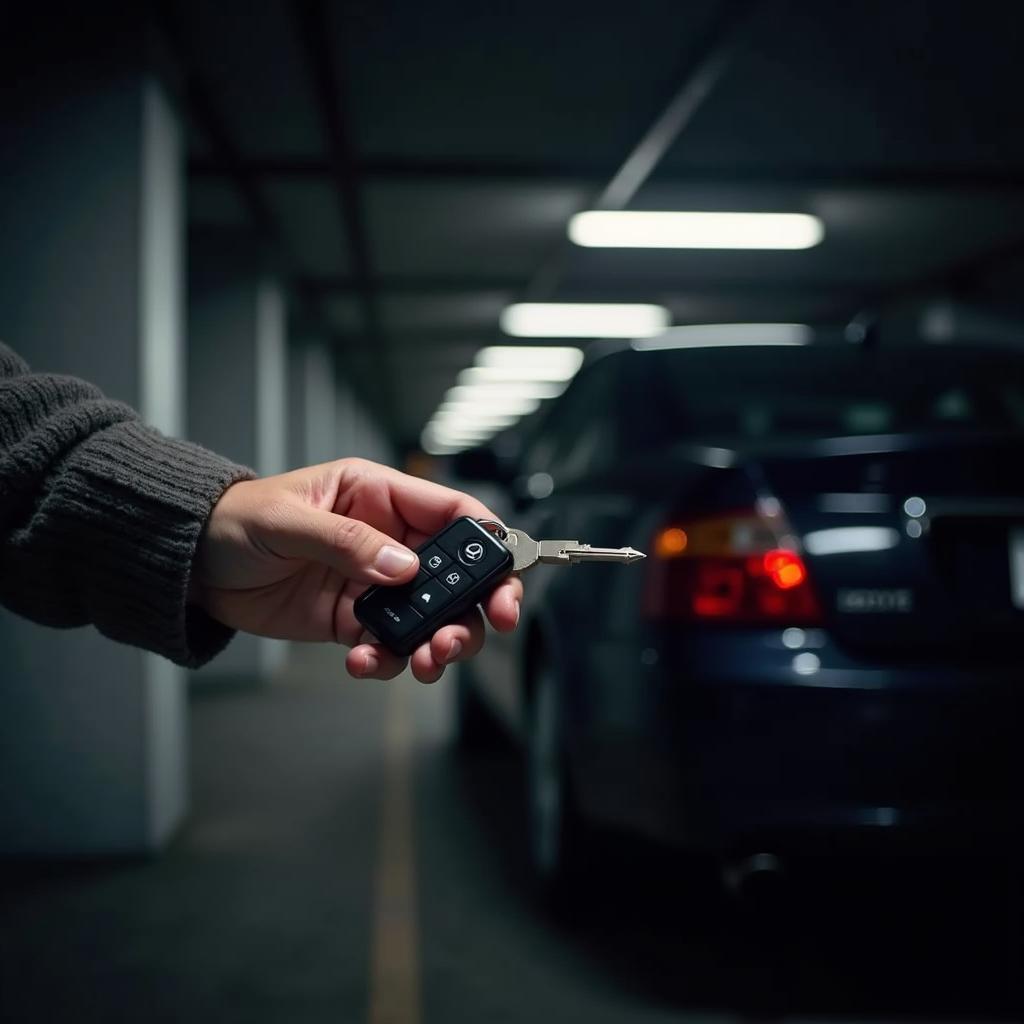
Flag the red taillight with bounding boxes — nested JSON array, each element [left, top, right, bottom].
[[763, 549, 806, 590], [644, 511, 821, 623]]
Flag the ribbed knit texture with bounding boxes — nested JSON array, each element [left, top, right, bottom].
[[0, 341, 255, 668]]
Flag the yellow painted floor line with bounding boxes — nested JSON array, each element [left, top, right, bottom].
[[368, 681, 421, 1024]]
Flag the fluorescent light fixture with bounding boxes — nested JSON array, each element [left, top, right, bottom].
[[803, 527, 900, 556], [430, 413, 507, 431], [433, 406, 519, 422], [452, 373, 566, 399], [569, 211, 824, 250], [474, 345, 584, 378], [422, 434, 475, 456], [430, 434, 493, 448], [442, 388, 540, 416], [500, 303, 669, 339], [430, 414, 519, 435], [423, 345, 582, 455], [432, 415, 519, 433], [423, 423, 495, 444], [633, 323, 813, 351]]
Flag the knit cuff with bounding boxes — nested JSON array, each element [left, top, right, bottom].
[[59, 421, 255, 668]]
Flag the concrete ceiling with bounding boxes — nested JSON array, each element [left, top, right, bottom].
[[175, 0, 1024, 446]]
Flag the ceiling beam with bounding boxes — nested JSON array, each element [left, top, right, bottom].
[[189, 156, 1024, 193], [597, 4, 758, 210], [299, 273, 882, 300], [153, 1, 294, 272], [291, 0, 393, 421], [154, 0, 385, 427], [524, 0, 760, 300]]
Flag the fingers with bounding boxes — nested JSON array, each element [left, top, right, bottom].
[[409, 611, 486, 683], [345, 611, 486, 684], [345, 642, 407, 680], [334, 460, 500, 539], [271, 504, 419, 586], [482, 575, 523, 633]]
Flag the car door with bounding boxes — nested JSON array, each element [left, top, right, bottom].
[[466, 360, 620, 733]]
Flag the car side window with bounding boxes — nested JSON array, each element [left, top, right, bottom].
[[548, 363, 619, 483], [520, 359, 621, 484]]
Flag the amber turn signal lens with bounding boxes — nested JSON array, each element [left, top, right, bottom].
[[654, 527, 688, 558]]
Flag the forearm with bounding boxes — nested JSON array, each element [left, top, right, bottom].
[[0, 342, 253, 667]]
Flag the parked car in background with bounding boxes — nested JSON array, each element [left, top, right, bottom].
[[453, 341, 1024, 896]]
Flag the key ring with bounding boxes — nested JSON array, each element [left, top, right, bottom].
[[475, 518, 509, 542]]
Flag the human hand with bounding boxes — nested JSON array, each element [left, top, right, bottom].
[[190, 459, 522, 682]]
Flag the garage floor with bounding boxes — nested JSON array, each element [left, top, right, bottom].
[[1, 644, 1020, 1023]]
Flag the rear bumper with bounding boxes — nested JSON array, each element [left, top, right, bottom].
[[569, 630, 1024, 853]]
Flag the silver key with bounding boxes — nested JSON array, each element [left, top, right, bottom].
[[502, 526, 646, 573]]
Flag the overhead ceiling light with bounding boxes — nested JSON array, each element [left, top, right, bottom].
[[424, 422, 496, 441], [474, 345, 584, 378], [430, 417, 512, 436], [428, 415, 502, 431], [429, 432, 495, 447], [500, 303, 670, 339], [452, 373, 566, 399], [442, 388, 540, 416], [444, 383, 552, 402], [421, 434, 474, 456], [633, 323, 813, 351], [457, 367, 571, 392], [433, 406, 520, 422], [569, 211, 824, 250], [432, 413, 520, 432]]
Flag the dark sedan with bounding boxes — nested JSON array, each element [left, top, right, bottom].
[[454, 341, 1024, 894]]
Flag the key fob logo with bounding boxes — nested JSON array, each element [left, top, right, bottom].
[[427, 555, 443, 569], [460, 541, 485, 564], [446, 571, 462, 586]]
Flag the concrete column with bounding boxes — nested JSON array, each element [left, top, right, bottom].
[[334, 361, 394, 466], [288, 336, 340, 468], [286, 335, 394, 469], [188, 244, 289, 681], [0, 72, 188, 853]]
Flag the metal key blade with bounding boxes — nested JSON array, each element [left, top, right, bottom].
[[537, 540, 646, 565], [502, 527, 646, 571]]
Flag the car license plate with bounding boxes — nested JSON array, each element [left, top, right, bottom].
[[1011, 528, 1024, 610]]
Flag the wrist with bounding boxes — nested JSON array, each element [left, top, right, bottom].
[[190, 477, 254, 607]]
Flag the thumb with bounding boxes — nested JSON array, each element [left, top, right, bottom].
[[273, 505, 419, 585]]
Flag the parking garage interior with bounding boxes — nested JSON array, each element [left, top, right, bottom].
[[1, 2, 1023, 1022]]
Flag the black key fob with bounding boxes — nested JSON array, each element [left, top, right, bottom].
[[354, 517, 514, 656]]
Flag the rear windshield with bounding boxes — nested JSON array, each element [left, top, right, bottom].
[[626, 345, 1024, 447]]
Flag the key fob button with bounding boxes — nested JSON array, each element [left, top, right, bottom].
[[458, 539, 486, 565], [436, 520, 509, 579], [359, 594, 423, 641], [411, 578, 454, 614], [418, 545, 451, 576], [438, 566, 473, 597]]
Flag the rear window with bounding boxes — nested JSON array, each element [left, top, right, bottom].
[[625, 345, 1024, 448]]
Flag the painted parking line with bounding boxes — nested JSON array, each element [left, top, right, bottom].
[[368, 681, 421, 1024]]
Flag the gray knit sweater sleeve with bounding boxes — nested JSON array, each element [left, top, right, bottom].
[[0, 341, 255, 668]]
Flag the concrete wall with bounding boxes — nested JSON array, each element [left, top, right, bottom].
[[0, 75, 189, 854], [188, 255, 289, 682]]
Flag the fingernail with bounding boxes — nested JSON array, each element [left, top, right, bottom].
[[445, 639, 463, 663], [361, 653, 379, 677], [514, 600, 521, 627], [375, 545, 416, 577]]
